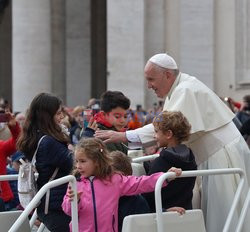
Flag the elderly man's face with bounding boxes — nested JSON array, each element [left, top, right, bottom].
[[144, 62, 175, 98]]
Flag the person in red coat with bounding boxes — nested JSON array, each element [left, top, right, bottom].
[[0, 112, 20, 210]]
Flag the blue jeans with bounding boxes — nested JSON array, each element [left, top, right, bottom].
[[4, 199, 17, 211], [0, 198, 5, 212]]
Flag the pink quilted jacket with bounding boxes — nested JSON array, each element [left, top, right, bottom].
[[62, 172, 165, 232]]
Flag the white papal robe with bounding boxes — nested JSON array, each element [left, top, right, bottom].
[[134, 73, 250, 232]]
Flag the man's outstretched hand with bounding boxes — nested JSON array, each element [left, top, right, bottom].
[[95, 130, 127, 144]]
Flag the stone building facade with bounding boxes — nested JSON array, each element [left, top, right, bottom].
[[0, 0, 250, 111]]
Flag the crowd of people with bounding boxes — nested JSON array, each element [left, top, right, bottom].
[[0, 53, 250, 232]]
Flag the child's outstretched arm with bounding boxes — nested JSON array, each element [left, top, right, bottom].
[[62, 185, 82, 216], [119, 167, 182, 196]]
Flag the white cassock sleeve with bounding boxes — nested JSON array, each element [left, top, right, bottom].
[[132, 123, 155, 146]]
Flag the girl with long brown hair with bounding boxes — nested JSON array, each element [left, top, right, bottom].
[[17, 92, 73, 232]]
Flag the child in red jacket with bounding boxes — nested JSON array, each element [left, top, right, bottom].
[[0, 111, 20, 211]]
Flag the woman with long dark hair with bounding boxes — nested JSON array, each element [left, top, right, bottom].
[[17, 93, 73, 232]]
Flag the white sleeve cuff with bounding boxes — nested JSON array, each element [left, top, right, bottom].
[[126, 130, 141, 143]]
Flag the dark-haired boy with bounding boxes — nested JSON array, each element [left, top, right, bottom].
[[81, 91, 130, 154], [143, 111, 197, 212]]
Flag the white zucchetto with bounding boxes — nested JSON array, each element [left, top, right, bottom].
[[149, 53, 178, 69]]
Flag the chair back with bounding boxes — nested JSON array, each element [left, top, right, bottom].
[[122, 209, 206, 232]]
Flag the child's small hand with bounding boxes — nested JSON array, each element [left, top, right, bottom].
[[167, 207, 185, 215], [67, 186, 83, 203], [66, 186, 74, 201], [167, 167, 182, 182], [87, 117, 98, 131], [6, 112, 16, 128]]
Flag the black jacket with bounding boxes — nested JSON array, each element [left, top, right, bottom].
[[143, 144, 197, 212], [35, 135, 73, 212], [118, 195, 150, 232]]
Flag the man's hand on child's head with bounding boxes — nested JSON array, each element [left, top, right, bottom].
[[95, 130, 127, 143]]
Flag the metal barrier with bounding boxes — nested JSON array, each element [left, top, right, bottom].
[[0, 174, 78, 232], [1, 168, 249, 232], [155, 168, 245, 232], [0, 174, 41, 228], [0, 174, 19, 182], [236, 189, 250, 232], [132, 154, 159, 163]]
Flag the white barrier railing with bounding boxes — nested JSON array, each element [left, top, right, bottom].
[[0, 174, 19, 181], [0, 174, 40, 228], [0, 173, 38, 181], [1, 169, 249, 232], [132, 154, 159, 163], [1, 174, 45, 230], [236, 189, 250, 232], [3, 175, 79, 232], [29, 208, 38, 227], [155, 168, 245, 232]]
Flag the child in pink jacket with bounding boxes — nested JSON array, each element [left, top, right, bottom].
[[62, 138, 182, 232]]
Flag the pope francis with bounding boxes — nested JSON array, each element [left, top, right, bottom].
[[96, 53, 250, 232]]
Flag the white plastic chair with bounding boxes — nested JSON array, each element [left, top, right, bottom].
[[131, 163, 146, 176], [131, 154, 159, 176], [122, 209, 205, 232], [122, 168, 245, 232], [128, 149, 144, 159], [0, 211, 30, 232]]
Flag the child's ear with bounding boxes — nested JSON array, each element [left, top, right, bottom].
[[165, 130, 173, 139]]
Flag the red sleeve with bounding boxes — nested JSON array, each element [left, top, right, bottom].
[[0, 123, 20, 158]]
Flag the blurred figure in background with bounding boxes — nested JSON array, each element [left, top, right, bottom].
[[235, 95, 250, 147], [222, 97, 241, 113], [6, 152, 25, 210], [236, 95, 250, 124], [0, 110, 20, 211], [127, 109, 142, 130], [69, 106, 85, 144], [87, 98, 97, 109], [0, 100, 11, 140]]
